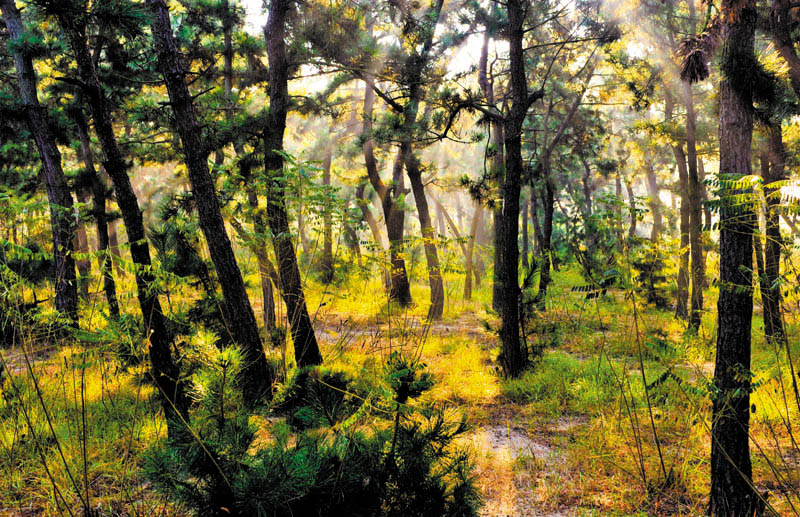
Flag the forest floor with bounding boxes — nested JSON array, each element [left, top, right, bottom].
[[1, 265, 799, 515]]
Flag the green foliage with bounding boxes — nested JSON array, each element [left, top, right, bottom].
[[272, 365, 368, 430], [503, 351, 618, 414], [630, 238, 670, 309], [143, 350, 480, 517]]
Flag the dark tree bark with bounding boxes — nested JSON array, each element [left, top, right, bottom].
[[709, 1, 760, 513], [771, 0, 800, 98], [530, 188, 544, 257], [216, 0, 278, 340], [521, 191, 529, 269], [683, 78, 705, 331], [387, 0, 445, 320], [499, 0, 534, 377], [72, 198, 92, 298], [2, 0, 79, 327], [320, 149, 334, 284], [57, 13, 189, 429], [148, 0, 275, 400], [670, 137, 691, 321], [624, 175, 636, 238], [362, 78, 412, 305], [406, 150, 445, 319], [72, 109, 119, 318], [762, 125, 786, 344], [534, 170, 555, 309], [263, 0, 323, 367], [478, 32, 505, 313]]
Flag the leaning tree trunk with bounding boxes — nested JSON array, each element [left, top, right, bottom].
[[217, 1, 278, 340], [59, 13, 189, 428], [362, 79, 412, 305], [2, 0, 79, 327], [263, 0, 323, 367], [72, 109, 119, 318], [406, 150, 445, 319], [149, 0, 274, 402], [709, 1, 760, 513]]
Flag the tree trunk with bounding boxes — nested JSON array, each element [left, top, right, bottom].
[[362, 79, 412, 305], [58, 12, 189, 428], [535, 172, 555, 309], [754, 154, 777, 345], [73, 109, 119, 318], [762, 125, 786, 344], [709, 2, 760, 513], [499, 0, 531, 378], [625, 175, 636, 239], [521, 190, 529, 269], [2, 0, 79, 327], [262, 0, 323, 367], [672, 143, 691, 321], [464, 204, 483, 300], [392, 0, 445, 320], [342, 196, 362, 264], [478, 32, 506, 313], [683, 79, 705, 331], [644, 151, 662, 241], [406, 150, 444, 319], [72, 197, 92, 298], [149, 0, 274, 401], [320, 149, 334, 283]]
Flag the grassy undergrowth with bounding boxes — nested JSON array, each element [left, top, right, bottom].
[[1, 260, 800, 515]]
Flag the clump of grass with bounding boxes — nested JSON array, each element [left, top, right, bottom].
[[502, 351, 617, 414]]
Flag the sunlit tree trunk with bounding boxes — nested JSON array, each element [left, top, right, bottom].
[[683, 77, 704, 331], [762, 125, 786, 344], [362, 78, 412, 305], [149, 0, 275, 401], [263, 0, 323, 367], [320, 149, 334, 284], [644, 150, 662, 241]]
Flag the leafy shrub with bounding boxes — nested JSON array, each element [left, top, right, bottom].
[[142, 349, 481, 517]]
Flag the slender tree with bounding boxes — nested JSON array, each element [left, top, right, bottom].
[[148, 0, 274, 400], [263, 0, 323, 366], [52, 5, 189, 429], [1, 0, 79, 327]]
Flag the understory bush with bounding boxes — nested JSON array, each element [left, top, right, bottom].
[[142, 349, 481, 516]]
